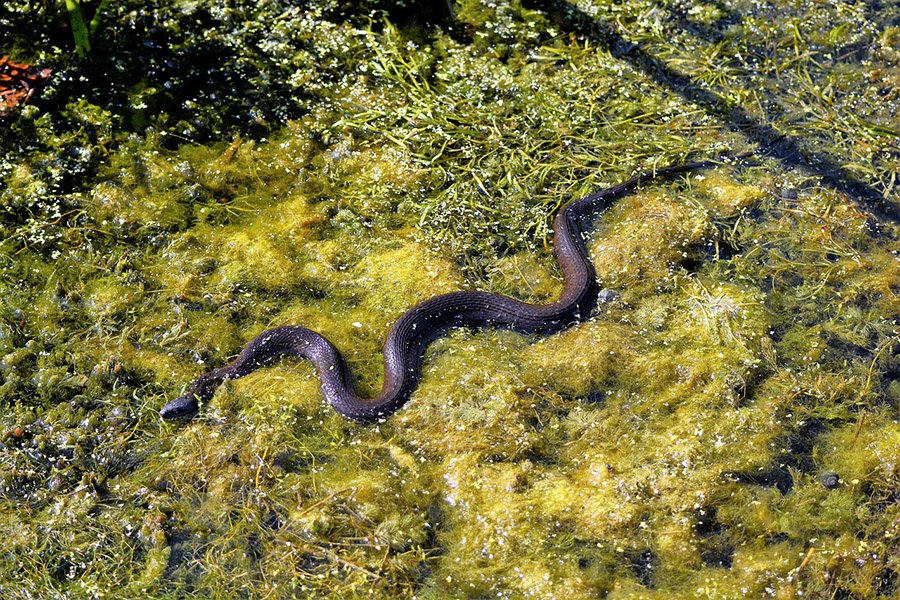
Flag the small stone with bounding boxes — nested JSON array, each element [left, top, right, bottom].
[[597, 288, 620, 303], [820, 471, 840, 490]]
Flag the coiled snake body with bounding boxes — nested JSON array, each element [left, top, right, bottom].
[[161, 159, 724, 422]]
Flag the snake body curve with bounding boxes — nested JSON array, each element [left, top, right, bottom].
[[160, 159, 721, 422]]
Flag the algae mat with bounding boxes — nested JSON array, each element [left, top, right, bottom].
[[0, 1, 898, 598]]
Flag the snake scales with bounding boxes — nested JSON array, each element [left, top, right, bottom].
[[161, 157, 730, 422]]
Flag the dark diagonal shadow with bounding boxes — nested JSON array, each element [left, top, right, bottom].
[[524, 0, 899, 222]]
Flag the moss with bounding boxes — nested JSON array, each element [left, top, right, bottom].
[[351, 241, 463, 320], [523, 320, 634, 398], [82, 275, 144, 323], [694, 173, 767, 218], [1, 0, 898, 597], [591, 189, 713, 295]]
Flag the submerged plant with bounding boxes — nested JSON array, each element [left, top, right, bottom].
[[0, 0, 897, 597], [63, 0, 111, 58]]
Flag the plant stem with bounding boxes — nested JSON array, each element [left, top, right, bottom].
[[65, 0, 91, 58]]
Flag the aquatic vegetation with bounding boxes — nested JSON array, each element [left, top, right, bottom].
[[0, 0, 897, 597]]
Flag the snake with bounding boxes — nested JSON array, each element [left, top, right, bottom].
[[160, 157, 732, 422]]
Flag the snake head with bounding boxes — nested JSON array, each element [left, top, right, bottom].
[[161, 370, 228, 421], [160, 393, 200, 420]]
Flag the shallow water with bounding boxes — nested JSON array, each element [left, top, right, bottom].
[[1, 0, 898, 597]]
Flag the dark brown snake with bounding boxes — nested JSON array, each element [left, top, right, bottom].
[[161, 157, 734, 422]]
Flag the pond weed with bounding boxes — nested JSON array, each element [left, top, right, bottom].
[[0, 0, 897, 597]]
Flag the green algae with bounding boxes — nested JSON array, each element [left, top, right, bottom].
[[1, 0, 899, 598]]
